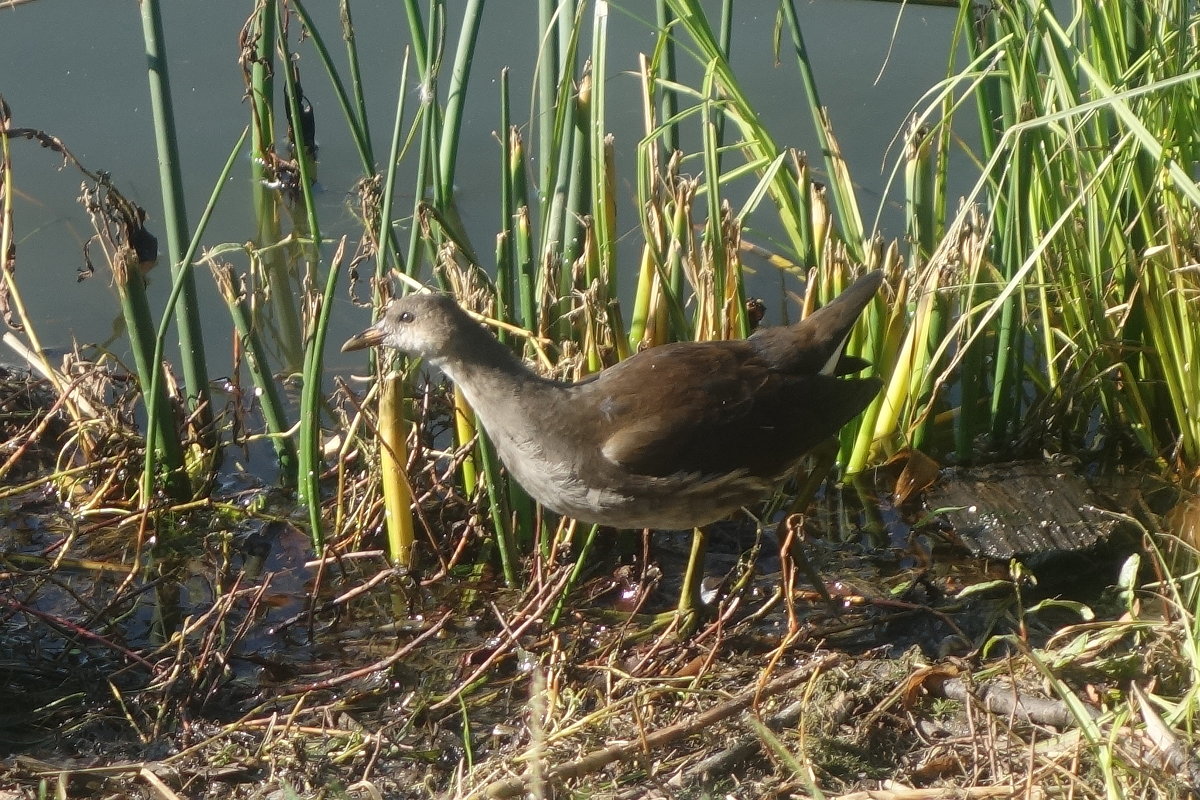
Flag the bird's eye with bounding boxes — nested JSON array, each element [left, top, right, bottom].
[[399, 311, 415, 323]]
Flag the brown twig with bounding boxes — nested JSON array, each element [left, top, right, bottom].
[[471, 651, 845, 799], [430, 566, 575, 712], [0, 594, 160, 673], [290, 610, 451, 693]]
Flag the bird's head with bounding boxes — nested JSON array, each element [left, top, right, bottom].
[[341, 292, 470, 362]]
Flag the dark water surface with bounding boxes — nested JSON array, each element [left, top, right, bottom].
[[1, 1, 957, 377]]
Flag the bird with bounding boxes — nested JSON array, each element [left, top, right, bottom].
[[343, 270, 883, 622]]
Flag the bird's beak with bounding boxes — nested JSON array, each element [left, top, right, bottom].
[[341, 323, 385, 353]]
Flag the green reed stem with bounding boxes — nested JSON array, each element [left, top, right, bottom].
[[781, 0, 858, 255], [402, 0, 429, 80], [280, 23, 330, 545], [548, 523, 599, 627], [141, 129, 248, 504], [538, 2, 585, 298], [560, 77, 588, 282], [211, 262, 297, 483], [512, 146, 536, 333], [378, 51, 412, 279], [138, 0, 214, 448], [339, 0, 375, 159], [122, 257, 189, 503], [247, 1, 304, 373], [701, 93, 728, 336], [406, 96, 434, 278], [436, 0, 483, 200], [537, 0, 560, 197], [666, 0, 809, 265], [713, 0, 732, 169], [654, 1, 679, 156], [496, 69, 514, 335], [588, 2, 615, 288], [290, 0, 373, 171], [476, 425, 518, 586]]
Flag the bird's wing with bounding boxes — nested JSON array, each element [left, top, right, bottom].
[[593, 342, 878, 480]]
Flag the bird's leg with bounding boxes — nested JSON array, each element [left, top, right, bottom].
[[675, 526, 708, 633], [587, 528, 707, 640]]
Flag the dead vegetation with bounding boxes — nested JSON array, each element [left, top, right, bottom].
[[1, 366, 1198, 799]]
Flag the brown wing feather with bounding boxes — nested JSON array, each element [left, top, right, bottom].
[[591, 341, 878, 480]]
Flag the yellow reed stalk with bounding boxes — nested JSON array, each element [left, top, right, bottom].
[[379, 372, 415, 568], [453, 385, 478, 496]]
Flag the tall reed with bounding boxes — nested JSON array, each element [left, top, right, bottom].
[[917, 0, 1200, 469], [138, 0, 214, 452]]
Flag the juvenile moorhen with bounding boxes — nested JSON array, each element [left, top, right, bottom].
[[344, 270, 883, 622]]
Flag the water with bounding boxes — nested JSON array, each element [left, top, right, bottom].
[[0, 2, 957, 369]]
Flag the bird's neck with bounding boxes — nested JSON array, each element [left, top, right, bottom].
[[434, 324, 546, 402], [434, 329, 565, 469]]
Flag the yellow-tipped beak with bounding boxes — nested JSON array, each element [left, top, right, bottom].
[[341, 325, 385, 353]]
